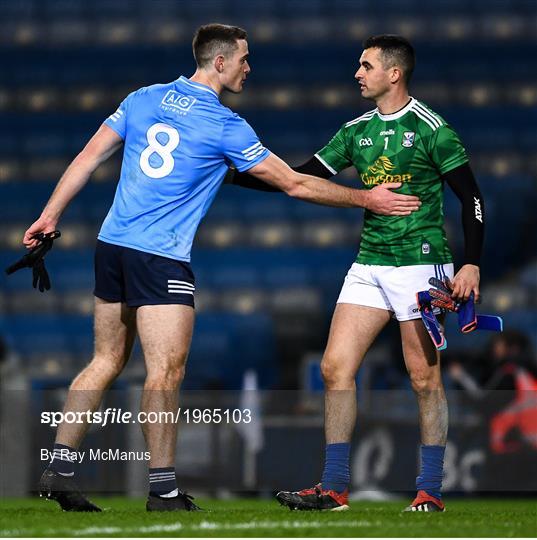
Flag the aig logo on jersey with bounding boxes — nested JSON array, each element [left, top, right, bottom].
[[161, 90, 197, 115], [359, 138, 373, 147], [402, 131, 415, 147]]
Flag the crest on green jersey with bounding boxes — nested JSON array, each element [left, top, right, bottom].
[[402, 131, 415, 147]]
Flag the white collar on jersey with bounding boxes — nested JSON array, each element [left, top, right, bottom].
[[376, 96, 416, 121], [178, 76, 219, 98]]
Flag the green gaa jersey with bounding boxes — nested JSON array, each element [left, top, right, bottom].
[[316, 97, 468, 266]]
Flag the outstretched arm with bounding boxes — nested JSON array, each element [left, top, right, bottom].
[[244, 153, 421, 215], [23, 125, 123, 249], [444, 163, 485, 302], [227, 156, 333, 191]]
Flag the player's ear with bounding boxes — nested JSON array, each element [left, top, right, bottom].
[[214, 55, 225, 73], [390, 67, 402, 84]]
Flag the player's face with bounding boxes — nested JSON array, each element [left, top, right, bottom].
[[354, 48, 392, 101], [222, 39, 251, 93]]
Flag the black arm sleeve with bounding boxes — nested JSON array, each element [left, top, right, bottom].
[[443, 163, 485, 266], [225, 156, 334, 192], [293, 157, 335, 179]]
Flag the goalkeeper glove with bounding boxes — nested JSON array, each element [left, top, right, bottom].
[[416, 290, 447, 350], [426, 276, 502, 332], [417, 276, 503, 350], [427, 276, 461, 312], [6, 230, 61, 292]]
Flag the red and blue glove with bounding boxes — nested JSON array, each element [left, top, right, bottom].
[[417, 276, 503, 350]]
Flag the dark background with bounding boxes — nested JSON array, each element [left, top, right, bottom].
[[0, 0, 535, 495]]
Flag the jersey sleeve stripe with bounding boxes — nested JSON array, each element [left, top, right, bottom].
[[242, 144, 263, 158], [416, 102, 443, 126], [413, 103, 442, 128], [411, 108, 438, 131], [345, 110, 377, 128], [244, 147, 267, 161], [108, 109, 124, 122], [242, 150, 263, 159], [413, 103, 440, 127], [243, 148, 264, 159], [314, 153, 338, 175], [242, 141, 262, 154]]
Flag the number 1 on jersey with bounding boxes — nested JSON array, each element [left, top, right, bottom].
[[140, 123, 180, 179], [384, 136, 389, 150]]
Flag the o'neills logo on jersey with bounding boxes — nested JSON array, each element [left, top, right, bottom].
[[360, 156, 412, 185]]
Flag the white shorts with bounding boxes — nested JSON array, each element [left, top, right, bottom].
[[336, 263, 454, 322]]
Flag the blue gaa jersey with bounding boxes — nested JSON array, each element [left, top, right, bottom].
[[99, 76, 269, 261]]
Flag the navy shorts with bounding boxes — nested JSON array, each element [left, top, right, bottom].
[[94, 240, 195, 308]]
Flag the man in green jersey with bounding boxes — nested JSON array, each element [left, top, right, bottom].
[[232, 35, 484, 512]]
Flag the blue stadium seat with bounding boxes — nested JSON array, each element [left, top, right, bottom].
[[46, 250, 95, 291], [0, 250, 32, 292], [0, 183, 51, 224], [2, 314, 68, 358], [184, 312, 276, 389], [261, 263, 314, 288], [211, 265, 261, 289], [61, 315, 94, 358]]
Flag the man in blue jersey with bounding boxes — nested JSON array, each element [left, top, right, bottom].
[[25, 24, 421, 512]]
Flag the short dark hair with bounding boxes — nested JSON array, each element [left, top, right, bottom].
[[362, 34, 415, 84], [192, 23, 248, 68]]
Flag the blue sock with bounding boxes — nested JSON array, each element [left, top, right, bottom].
[[416, 444, 445, 499], [320, 443, 350, 493], [48, 443, 76, 476], [149, 467, 178, 496]]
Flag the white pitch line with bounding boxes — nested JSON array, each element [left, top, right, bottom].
[[1, 519, 380, 537], [72, 519, 379, 535]]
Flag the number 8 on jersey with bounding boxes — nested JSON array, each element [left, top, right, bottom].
[[140, 123, 180, 179]]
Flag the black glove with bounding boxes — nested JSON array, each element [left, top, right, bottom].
[[6, 230, 61, 292]]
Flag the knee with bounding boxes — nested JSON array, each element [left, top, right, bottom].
[[145, 364, 186, 390], [409, 371, 442, 395], [88, 355, 126, 382], [321, 355, 354, 389]]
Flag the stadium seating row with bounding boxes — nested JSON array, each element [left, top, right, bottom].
[[2, 39, 535, 101], [3, 0, 533, 16], [1, 302, 535, 385], [0, 228, 532, 282], [0, 311, 277, 389], [1, 81, 535, 111], [0, 172, 534, 279], [1, 243, 535, 308], [1, 151, 535, 184], [0, 247, 354, 290], [0, 174, 534, 222], [2, 281, 536, 318], [1, 15, 534, 47]]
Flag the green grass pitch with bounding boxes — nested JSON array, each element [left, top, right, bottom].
[[0, 497, 536, 537]]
